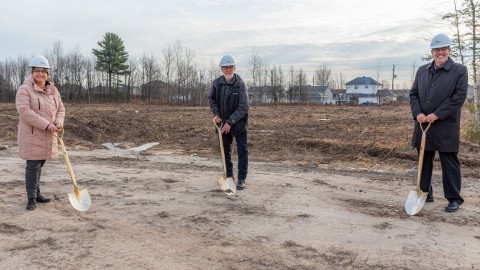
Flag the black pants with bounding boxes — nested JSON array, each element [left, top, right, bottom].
[[419, 150, 463, 204], [222, 131, 248, 182], [25, 160, 46, 199]]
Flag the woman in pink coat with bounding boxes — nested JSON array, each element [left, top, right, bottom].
[[16, 55, 65, 210]]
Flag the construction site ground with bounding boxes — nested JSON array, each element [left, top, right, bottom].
[[0, 103, 479, 269]]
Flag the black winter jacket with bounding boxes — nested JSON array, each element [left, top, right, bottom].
[[208, 73, 249, 136], [409, 58, 468, 152]]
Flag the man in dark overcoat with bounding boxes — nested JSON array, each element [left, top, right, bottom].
[[409, 33, 468, 212]]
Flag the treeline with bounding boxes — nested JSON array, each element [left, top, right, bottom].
[[0, 37, 220, 105], [0, 33, 346, 105]]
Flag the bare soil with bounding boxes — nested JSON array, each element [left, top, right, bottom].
[[0, 103, 479, 269]]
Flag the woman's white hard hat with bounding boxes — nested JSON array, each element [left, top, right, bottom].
[[29, 55, 50, 68]]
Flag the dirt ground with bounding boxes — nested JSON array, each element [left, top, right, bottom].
[[0, 103, 479, 269]]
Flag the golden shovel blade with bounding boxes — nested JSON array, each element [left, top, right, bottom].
[[68, 189, 92, 212], [218, 176, 227, 191], [224, 177, 236, 196], [405, 190, 427, 216], [217, 176, 236, 195]]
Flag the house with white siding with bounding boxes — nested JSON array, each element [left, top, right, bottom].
[[345, 76, 382, 105]]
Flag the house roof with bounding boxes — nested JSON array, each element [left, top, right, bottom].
[[376, 89, 395, 97], [390, 89, 410, 97], [346, 76, 381, 86], [141, 80, 168, 88], [308, 86, 329, 94]]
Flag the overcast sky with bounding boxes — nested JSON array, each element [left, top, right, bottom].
[[1, 0, 453, 88]]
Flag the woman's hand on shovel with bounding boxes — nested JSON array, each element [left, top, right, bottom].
[[46, 123, 59, 133]]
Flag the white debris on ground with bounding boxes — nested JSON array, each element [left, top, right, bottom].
[[102, 142, 159, 152]]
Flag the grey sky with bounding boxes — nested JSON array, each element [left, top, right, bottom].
[[1, 0, 452, 87]]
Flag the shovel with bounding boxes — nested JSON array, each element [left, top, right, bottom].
[[213, 118, 236, 195], [405, 122, 431, 216], [54, 128, 92, 211]]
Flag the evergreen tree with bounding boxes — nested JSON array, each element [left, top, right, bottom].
[[92, 32, 129, 99]]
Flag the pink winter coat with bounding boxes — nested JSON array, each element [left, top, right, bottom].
[[16, 75, 65, 160]]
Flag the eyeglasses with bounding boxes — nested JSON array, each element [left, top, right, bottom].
[[33, 69, 48, 74], [221, 66, 235, 70], [432, 47, 450, 52]]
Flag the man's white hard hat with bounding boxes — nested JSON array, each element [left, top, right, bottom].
[[219, 55, 236, 67], [430, 34, 451, 49]]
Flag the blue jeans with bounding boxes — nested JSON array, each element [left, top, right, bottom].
[[222, 131, 248, 182], [25, 160, 46, 199]]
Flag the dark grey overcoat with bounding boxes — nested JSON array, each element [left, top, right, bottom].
[[409, 58, 468, 152]]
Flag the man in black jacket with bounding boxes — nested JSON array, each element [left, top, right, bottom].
[[209, 55, 249, 190], [409, 33, 468, 212]]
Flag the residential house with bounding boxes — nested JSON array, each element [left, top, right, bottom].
[[248, 85, 286, 104], [345, 76, 382, 105], [331, 88, 347, 105], [305, 85, 332, 104], [390, 89, 410, 103], [140, 80, 168, 99], [376, 89, 396, 104]]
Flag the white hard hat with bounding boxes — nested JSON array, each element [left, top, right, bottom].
[[219, 55, 236, 67], [29, 55, 50, 69], [430, 34, 451, 49]]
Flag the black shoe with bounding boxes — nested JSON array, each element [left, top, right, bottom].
[[26, 199, 36, 210], [36, 195, 51, 203], [426, 195, 434, 203], [236, 181, 246, 190], [445, 201, 459, 212]]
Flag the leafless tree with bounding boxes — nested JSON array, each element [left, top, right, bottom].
[[84, 56, 96, 103], [410, 61, 417, 87], [375, 63, 381, 83], [288, 65, 296, 102], [125, 57, 139, 102], [315, 62, 332, 104], [64, 46, 87, 102], [441, 0, 480, 125], [139, 53, 162, 100], [162, 42, 177, 102], [248, 47, 264, 104], [268, 65, 285, 103], [382, 79, 390, 90], [315, 62, 332, 86], [297, 67, 308, 102]]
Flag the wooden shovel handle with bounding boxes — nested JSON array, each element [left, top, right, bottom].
[[54, 128, 80, 192], [416, 122, 431, 195], [213, 118, 227, 177]]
